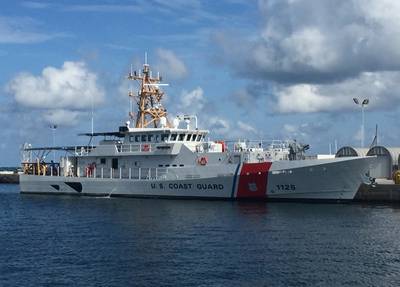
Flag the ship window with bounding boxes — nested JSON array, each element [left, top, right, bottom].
[[158, 164, 163, 167], [100, 158, 106, 164], [172, 164, 177, 167], [170, 134, 177, 141], [187, 134, 192, 141], [161, 134, 169, 141], [129, 136, 134, 142], [135, 135, 140, 142], [197, 135, 202, 141], [179, 164, 184, 167], [141, 135, 147, 142], [148, 134, 153, 142], [192, 135, 197, 141], [179, 134, 185, 141], [165, 164, 170, 167], [155, 134, 160, 142]]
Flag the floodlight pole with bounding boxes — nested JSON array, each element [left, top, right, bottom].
[[50, 125, 57, 162], [353, 98, 369, 148], [361, 104, 365, 148]]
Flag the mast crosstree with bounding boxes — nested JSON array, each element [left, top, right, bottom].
[[127, 57, 169, 128]]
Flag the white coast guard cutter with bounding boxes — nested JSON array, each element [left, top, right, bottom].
[[20, 59, 375, 200]]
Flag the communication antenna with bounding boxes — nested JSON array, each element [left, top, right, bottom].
[[91, 93, 94, 135]]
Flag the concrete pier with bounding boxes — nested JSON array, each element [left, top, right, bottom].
[[355, 179, 400, 202], [0, 174, 19, 184]]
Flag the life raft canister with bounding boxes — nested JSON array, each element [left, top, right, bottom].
[[142, 144, 150, 152], [198, 156, 208, 166], [215, 140, 227, 152]]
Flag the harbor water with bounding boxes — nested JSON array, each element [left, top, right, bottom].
[[1, 184, 400, 286]]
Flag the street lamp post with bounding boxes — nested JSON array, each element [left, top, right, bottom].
[[353, 98, 369, 148]]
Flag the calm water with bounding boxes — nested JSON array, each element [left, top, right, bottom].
[[1, 184, 400, 286]]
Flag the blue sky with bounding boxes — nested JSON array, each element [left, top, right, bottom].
[[1, 0, 400, 165]]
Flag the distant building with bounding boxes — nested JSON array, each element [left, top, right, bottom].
[[336, 146, 400, 179]]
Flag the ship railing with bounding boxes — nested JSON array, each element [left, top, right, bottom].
[[22, 161, 61, 176], [116, 143, 152, 153], [23, 163, 171, 180], [74, 166, 168, 180], [74, 146, 95, 156]]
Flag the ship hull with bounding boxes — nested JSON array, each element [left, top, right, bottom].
[[19, 157, 374, 201]]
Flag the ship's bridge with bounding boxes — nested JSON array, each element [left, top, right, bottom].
[[123, 128, 209, 144]]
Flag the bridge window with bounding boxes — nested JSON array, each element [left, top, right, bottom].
[[161, 134, 169, 141], [148, 134, 153, 142], [170, 134, 177, 141], [179, 134, 185, 141], [141, 135, 147, 142], [187, 134, 192, 141], [155, 134, 160, 142], [135, 135, 140, 142], [192, 135, 197, 141], [197, 135, 202, 141], [100, 158, 106, 164], [129, 136, 134, 142]]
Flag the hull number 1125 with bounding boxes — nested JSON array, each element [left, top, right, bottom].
[[276, 184, 296, 191]]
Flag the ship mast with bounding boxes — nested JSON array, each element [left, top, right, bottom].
[[127, 54, 169, 128]]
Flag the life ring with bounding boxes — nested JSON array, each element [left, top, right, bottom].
[[198, 157, 208, 166], [142, 144, 150, 152]]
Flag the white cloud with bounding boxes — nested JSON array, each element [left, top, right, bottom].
[[7, 61, 104, 126], [43, 109, 82, 126], [283, 124, 297, 134], [178, 87, 204, 114], [8, 61, 104, 110], [218, 0, 400, 83], [207, 116, 230, 136], [65, 4, 142, 13], [156, 48, 188, 80], [274, 71, 400, 113], [21, 1, 51, 9], [237, 120, 257, 133], [0, 16, 61, 44]]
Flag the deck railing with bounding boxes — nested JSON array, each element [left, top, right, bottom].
[[22, 162, 169, 181], [116, 144, 152, 153]]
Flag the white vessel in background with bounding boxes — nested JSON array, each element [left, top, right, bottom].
[[20, 59, 375, 200]]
